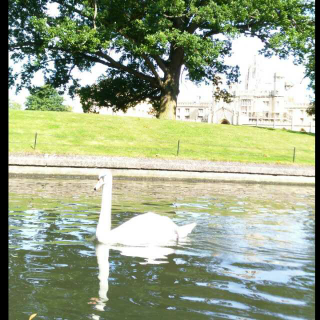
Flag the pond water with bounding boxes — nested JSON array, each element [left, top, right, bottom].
[[9, 177, 315, 320]]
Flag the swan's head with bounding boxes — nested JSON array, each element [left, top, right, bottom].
[[94, 170, 112, 191]]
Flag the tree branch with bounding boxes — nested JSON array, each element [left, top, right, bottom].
[[94, 50, 159, 86], [114, 30, 165, 84], [150, 55, 168, 75], [111, 30, 168, 84], [54, 0, 92, 20], [202, 29, 220, 39], [10, 38, 160, 88], [141, 54, 164, 87], [186, 20, 199, 34], [88, 0, 98, 29]]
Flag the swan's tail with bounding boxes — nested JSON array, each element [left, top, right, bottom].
[[177, 223, 196, 239]]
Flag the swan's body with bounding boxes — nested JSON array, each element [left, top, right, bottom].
[[94, 170, 196, 246]]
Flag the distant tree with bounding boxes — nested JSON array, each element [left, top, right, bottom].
[[304, 43, 315, 117], [9, 0, 315, 119], [25, 85, 69, 111], [64, 105, 74, 112], [306, 101, 315, 117], [9, 100, 22, 110]]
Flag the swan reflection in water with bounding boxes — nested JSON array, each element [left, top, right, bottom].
[[90, 243, 177, 318]]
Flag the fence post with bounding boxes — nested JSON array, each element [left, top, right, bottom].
[[33, 132, 38, 150], [177, 140, 180, 156], [293, 147, 296, 163]]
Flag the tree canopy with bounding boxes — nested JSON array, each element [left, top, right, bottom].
[[9, 0, 315, 119], [25, 84, 70, 111]]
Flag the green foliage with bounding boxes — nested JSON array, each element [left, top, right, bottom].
[[9, 0, 315, 119], [9, 100, 22, 110], [25, 85, 68, 112], [79, 69, 162, 113], [64, 105, 74, 112], [306, 101, 315, 117]]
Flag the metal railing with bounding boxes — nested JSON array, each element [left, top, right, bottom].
[[9, 132, 315, 164]]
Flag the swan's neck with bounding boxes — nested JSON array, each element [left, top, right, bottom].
[[97, 179, 112, 237], [96, 244, 110, 302]]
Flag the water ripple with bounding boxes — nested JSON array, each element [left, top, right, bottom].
[[9, 178, 315, 320]]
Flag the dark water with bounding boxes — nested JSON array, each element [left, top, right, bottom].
[[9, 177, 315, 320]]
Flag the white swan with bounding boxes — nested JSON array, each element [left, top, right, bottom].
[[94, 170, 196, 246]]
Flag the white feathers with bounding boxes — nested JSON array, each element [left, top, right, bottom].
[[94, 170, 196, 246]]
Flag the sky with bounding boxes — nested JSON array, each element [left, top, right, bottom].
[[9, 35, 311, 109], [178, 36, 310, 103]]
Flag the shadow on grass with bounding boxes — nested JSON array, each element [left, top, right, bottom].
[[252, 126, 315, 137]]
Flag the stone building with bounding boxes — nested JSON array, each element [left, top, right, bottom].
[[97, 100, 154, 118], [176, 57, 315, 133], [176, 101, 212, 122], [72, 98, 154, 118]]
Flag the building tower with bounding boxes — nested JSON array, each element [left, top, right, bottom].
[[245, 55, 262, 91], [273, 72, 285, 96]]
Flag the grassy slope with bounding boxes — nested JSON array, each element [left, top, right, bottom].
[[9, 110, 315, 165]]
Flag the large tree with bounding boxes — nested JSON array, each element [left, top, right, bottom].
[[9, 0, 314, 119], [25, 84, 69, 111]]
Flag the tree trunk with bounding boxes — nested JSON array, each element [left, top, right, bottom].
[[158, 66, 181, 120], [158, 89, 178, 120]]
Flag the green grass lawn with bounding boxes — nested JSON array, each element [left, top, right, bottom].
[[9, 110, 315, 165]]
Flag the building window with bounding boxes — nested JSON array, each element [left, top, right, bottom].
[[177, 108, 180, 114], [185, 108, 190, 115], [241, 99, 251, 106], [198, 109, 204, 120]]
